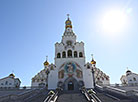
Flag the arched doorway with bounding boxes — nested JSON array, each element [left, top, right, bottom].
[[68, 81, 74, 90], [63, 77, 79, 91]]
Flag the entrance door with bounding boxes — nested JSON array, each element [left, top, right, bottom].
[[68, 81, 74, 90]]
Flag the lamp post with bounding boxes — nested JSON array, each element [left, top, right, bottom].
[[91, 54, 96, 89], [91, 66, 95, 88], [46, 68, 50, 89]]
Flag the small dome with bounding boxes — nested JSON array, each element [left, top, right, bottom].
[[91, 59, 96, 64], [91, 54, 96, 64], [44, 60, 49, 66], [126, 70, 131, 73], [9, 73, 15, 77]]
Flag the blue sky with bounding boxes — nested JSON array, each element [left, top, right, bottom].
[[0, 0, 138, 86]]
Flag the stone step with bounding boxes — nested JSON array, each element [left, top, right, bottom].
[[57, 92, 88, 102]]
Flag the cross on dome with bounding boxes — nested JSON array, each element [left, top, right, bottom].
[[67, 14, 70, 19], [46, 56, 48, 61]]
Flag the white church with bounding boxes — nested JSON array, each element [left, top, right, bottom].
[[31, 15, 110, 90]]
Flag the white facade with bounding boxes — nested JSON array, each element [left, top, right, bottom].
[[94, 67, 110, 85], [0, 74, 21, 88], [48, 16, 94, 90], [120, 70, 138, 86], [32, 16, 110, 90]]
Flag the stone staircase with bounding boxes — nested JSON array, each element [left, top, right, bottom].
[[94, 89, 133, 102], [96, 92, 133, 102], [57, 91, 88, 102], [24, 89, 48, 102]]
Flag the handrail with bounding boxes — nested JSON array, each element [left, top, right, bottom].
[[88, 89, 102, 102], [44, 88, 62, 102], [81, 87, 102, 102], [80, 87, 92, 102]]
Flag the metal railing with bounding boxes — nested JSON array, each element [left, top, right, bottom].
[[81, 87, 102, 102], [43, 88, 62, 102]]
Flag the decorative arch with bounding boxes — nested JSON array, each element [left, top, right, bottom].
[[63, 77, 79, 91], [79, 52, 83, 57], [62, 51, 66, 58], [74, 51, 77, 58], [57, 53, 61, 58], [68, 50, 72, 57]]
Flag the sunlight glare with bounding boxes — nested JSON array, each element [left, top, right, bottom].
[[102, 10, 127, 33]]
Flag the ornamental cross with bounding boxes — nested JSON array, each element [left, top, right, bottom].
[[67, 14, 70, 19], [91, 54, 93, 59], [127, 67, 128, 70], [12, 70, 14, 74], [46, 56, 48, 61]]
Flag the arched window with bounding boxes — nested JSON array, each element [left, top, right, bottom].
[[74, 51, 77, 58], [133, 77, 136, 81], [5, 81, 8, 85], [62, 51, 66, 58], [68, 50, 72, 57], [79, 52, 83, 57], [66, 40, 72, 46], [57, 53, 61, 58]]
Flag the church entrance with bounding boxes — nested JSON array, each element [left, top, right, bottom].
[[68, 81, 74, 90], [63, 77, 79, 91]]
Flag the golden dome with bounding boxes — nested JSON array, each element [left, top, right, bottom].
[[91, 59, 96, 64], [44, 60, 49, 66], [91, 54, 96, 64], [9, 73, 15, 77], [65, 14, 72, 29]]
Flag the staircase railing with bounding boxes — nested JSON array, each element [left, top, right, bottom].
[[44, 88, 62, 102], [81, 87, 102, 102]]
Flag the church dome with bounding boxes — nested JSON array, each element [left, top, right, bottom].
[[91, 54, 96, 64], [126, 70, 131, 73], [9, 73, 15, 78], [65, 14, 72, 29], [126, 69, 132, 76], [44, 60, 49, 66], [91, 59, 96, 64]]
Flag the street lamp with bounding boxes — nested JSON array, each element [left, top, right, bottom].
[[46, 68, 50, 89], [91, 66, 95, 88], [91, 54, 96, 89]]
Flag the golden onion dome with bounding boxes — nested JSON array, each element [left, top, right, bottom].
[[65, 14, 72, 29], [91, 59, 96, 64], [9, 73, 15, 77], [44, 60, 49, 66], [91, 54, 96, 64]]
